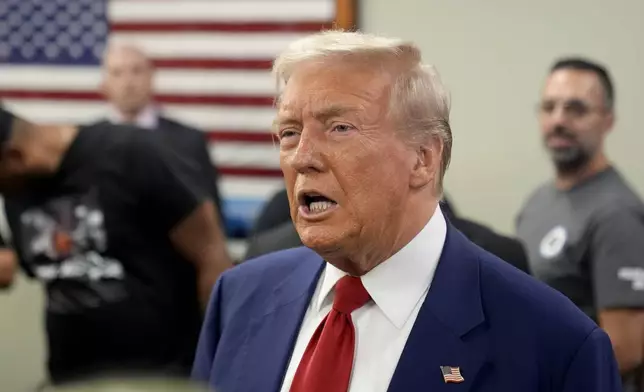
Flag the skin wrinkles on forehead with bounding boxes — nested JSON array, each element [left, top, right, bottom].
[[275, 69, 391, 140], [278, 60, 399, 183]]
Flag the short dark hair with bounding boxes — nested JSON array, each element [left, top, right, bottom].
[[550, 57, 615, 110]]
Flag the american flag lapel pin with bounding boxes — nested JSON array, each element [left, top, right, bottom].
[[440, 366, 465, 383]]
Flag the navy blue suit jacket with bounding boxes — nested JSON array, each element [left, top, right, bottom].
[[192, 224, 621, 391]]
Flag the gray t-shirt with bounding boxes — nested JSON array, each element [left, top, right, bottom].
[[516, 167, 644, 320]]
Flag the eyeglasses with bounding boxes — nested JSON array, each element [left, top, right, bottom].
[[537, 99, 605, 119]]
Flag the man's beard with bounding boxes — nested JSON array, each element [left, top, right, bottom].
[[544, 126, 591, 175]]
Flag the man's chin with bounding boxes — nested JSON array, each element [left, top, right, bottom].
[[549, 149, 589, 174], [296, 224, 343, 253]]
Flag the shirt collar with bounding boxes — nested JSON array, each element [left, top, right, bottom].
[[107, 103, 160, 130], [317, 205, 447, 329]]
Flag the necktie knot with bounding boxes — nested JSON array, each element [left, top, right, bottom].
[[332, 275, 370, 314]]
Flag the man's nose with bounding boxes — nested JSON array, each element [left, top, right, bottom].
[[544, 106, 572, 130], [289, 131, 325, 174], [551, 106, 568, 123]]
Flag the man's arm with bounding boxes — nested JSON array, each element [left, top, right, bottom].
[[590, 207, 644, 373], [561, 327, 622, 391], [133, 133, 233, 309], [0, 248, 16, 289], [599, 310, 644, 372], [169, 201, 231, 309]]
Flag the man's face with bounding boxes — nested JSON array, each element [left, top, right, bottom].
[[539, 69, 613, 173], [101, 48, 154, 114], [276, 61, 419, 268]]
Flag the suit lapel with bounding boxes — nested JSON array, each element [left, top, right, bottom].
[[239, 250, 325, 392], [388, 225, 490, 391]]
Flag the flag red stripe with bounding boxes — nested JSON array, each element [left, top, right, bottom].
[[110, 21, 332, 33], [152, 58, 274, 70], [208, 131, 276, 143], [0, 120, 275, 143], [218, 167, 282, 177], [0, 90, 274, 107]]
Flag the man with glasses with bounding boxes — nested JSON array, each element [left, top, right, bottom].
[[516, 58, 644, 390]]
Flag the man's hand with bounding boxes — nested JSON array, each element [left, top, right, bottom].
[[0, 248, 17, 289]]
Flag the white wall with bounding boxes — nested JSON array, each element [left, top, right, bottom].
[[362, 0, 644, 233], [1, 1, 643, 390], [0, 278, 46, 391]]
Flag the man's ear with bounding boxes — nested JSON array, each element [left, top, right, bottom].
[[410, 138, 442, 190], [603, 111, 615, 136], [4, 146, 29, 175]]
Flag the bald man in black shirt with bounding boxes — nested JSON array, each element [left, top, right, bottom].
[[0, 106, 232, 385]]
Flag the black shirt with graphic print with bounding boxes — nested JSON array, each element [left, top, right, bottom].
[[4, 123, 207, 384]]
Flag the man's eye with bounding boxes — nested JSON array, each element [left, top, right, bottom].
[[279, 130, 297, 139], [332, 124, 353, 133], [564, 102, 589, 116]]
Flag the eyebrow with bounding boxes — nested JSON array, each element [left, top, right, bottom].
[[541, 97, 590, 106], [312, 105, 356, 123], [275, 105, 356, 122]]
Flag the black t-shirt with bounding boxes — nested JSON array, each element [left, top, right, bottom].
[[4, 123, 207, 383]]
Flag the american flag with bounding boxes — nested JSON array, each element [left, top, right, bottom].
[[440, 366, 465, 383], [0, 0, 352, 247]]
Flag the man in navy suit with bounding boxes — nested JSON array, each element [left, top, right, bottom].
[[192, 30, 621, 391]]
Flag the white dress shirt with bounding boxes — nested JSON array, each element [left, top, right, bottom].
[[107, 104, 159, 130], [280, 206, 447, 392]]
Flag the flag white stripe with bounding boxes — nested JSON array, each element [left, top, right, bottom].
[[0, 66, 276, 96], [109, 0, 334, 23], [210, 142, 279, 170], [3, 100, 276, 132], [219, 176, 284, 199], [166, 105, 275, 132], [109, 32, 308, 59]]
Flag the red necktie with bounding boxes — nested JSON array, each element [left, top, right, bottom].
[[290, 275, 371, 392]]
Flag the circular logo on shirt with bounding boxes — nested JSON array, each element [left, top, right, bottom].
[[539, 225, 567, 259]]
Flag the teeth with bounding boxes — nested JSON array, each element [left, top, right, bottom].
[[309, 201, 335, 213]]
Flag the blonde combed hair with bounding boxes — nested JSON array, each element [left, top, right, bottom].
[[272, 30, 452, 193]]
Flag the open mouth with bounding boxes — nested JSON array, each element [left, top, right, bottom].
[[298, 192, 338, 215]]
